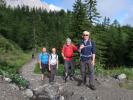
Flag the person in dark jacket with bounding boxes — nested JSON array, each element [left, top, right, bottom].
[[79, 31, 96, 90]]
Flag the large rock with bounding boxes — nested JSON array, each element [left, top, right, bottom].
[[32, 82, 87, 100], [4, 77, 12, 82], [60, 96, 65, 100], [117, 74, 127, 80], [23, 89, 33, 98], [33, 83, 60, 100], [9, 84, 19, 91]]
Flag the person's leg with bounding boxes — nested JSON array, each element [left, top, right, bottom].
[[52, 65, 56, 82], [88, 60, 94, 85], [80, 61, 86, 84], [88, 60, 96, 90], [64, 60, 69, 81], [69, 60, 75, 80], [45, 64, 50, 78], [41, 63, 45, 80], [49, 65, 54, 82], [70, 60, 75, 77]]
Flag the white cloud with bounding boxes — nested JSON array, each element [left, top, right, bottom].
[[97, 0, 128, 18], [49, 4, 62, 11], [97, 0, 133, 26]]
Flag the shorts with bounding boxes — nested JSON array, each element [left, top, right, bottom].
[[41, 63, 49, 73]]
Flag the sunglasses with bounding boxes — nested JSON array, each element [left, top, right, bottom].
[[83, 34, 88, 36]]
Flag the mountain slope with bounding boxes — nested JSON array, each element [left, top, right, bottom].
[[5, 0, 50, 11], [5, 0, 62, 11], [0, 35, 30, 73]]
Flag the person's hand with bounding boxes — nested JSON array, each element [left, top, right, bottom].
[[40, 65, 42, 69], [57, 65, 58, 70], [80, 44, 84, 50], [63, 56, 66, 60], [49, 67, 51, 71], [49, 65, 51, 71], [92, 60, 95, 66]]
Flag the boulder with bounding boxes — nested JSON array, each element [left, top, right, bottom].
[[60, 96, 65, 100], [117, 74, 127, 80], [23, 89, 33, 98], [33, 83, 60, 100], [4, 77, 12, 82], [9, 84, 19, 91]]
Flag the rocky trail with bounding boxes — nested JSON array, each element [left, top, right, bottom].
[[20, 59, 133, 100], [0, 59, 133, 100]]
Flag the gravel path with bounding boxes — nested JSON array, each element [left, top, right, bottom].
[[20, 59, 133, 100], [0, 77, 28, 100]]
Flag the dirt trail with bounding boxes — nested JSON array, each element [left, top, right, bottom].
[[20, 59, 133, 100]]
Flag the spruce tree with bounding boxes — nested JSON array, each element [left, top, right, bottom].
[[102, 17, 110, 28], [84, 0, 100, 24], [71, 0, 89, 37], [0, 0, 5, 6]]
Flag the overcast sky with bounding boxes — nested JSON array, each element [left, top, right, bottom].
[[43, 0, 133, 26]]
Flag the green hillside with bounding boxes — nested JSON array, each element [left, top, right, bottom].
[[0, 35, 31, 74]]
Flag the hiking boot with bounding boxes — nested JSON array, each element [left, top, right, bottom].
[[83, 81, 86, 85], [89, 85, 96, 90], [50, 82, 54, 85], [77, 80, 82, 86], [77, 81, 86, 86], [64, 76, 68, 82], [69, 76, 74, 81]]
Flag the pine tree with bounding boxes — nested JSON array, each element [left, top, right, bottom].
[[0, 0, 5, 6], [92, 24, 108, 65], [71, 0, 89, 37], [122, 26, 133, 66], [127, 31, 133, 66], [84, 0, 100, 24], [102, 17, 110, 28], [112, 19, 120, 28]]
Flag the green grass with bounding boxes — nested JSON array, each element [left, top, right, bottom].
[[119, 80, 133, 90], [0, 52, 31, 73], [34, 62, 133, 81], [34, 63, 83, 76], [0, 52, 31, 88], [0, 35, 31, 87], [0, 35, 32, 73], [95, 63, 133, 80], [34, 63, 64, 76], [34, 63, 41, 74]]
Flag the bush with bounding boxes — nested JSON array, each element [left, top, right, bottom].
[[0, 69, 29, 88], [10, 74, 29, 88]]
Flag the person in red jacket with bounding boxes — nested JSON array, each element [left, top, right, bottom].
[[62, 38, 77, 82]]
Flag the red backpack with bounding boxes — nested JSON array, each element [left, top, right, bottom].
[[63, 44, 73, 58]]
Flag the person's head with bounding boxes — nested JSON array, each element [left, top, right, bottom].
[[42, 47, 46, 53], [66, 38, 71, 45], [52, 48, 56, 54], [82, 31, 90, 40]]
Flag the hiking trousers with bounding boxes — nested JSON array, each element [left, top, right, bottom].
[[80, 60, 94, 85], [49, 64, 57, 82], [64, 60, 75, 77]]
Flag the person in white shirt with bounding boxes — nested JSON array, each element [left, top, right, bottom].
[[49, 48, 58, 83]]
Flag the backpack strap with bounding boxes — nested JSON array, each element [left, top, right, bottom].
[[50, 54, 58, 60]]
